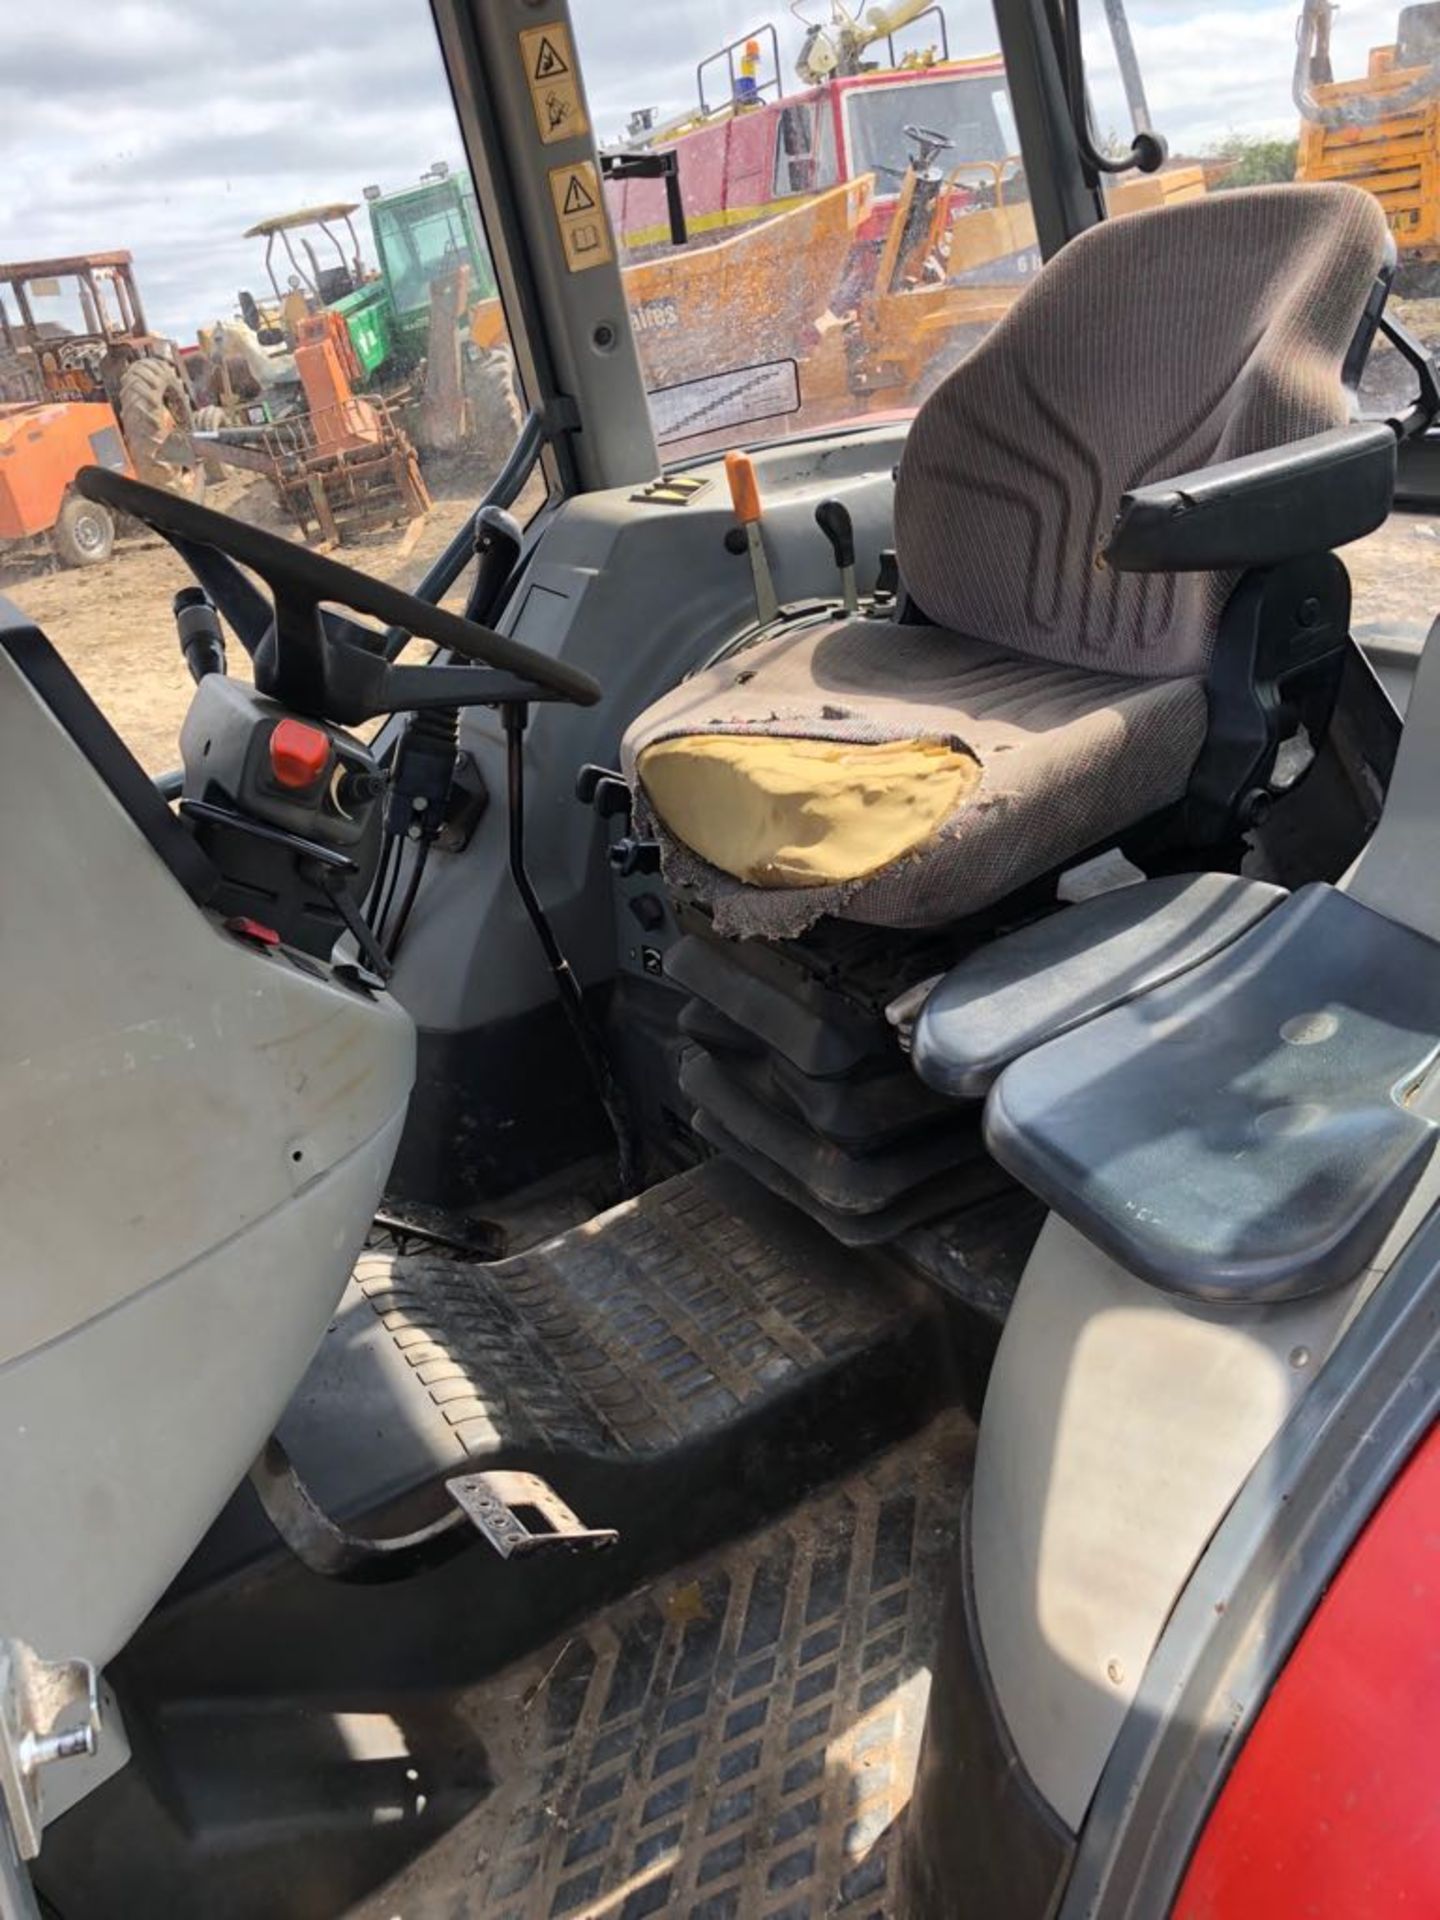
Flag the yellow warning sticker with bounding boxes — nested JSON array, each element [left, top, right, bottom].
[[519, 22, 590, 147], [548, 160, 613, 273]]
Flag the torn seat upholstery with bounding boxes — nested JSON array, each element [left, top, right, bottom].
[[622, 184, 1390, 938]]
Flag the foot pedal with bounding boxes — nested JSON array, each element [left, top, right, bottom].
[[446, 1470, 619, 1560]]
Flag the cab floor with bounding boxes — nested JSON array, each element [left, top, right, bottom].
[[39, 1168, 991, 1920], [353, 1412, 974, 1920]]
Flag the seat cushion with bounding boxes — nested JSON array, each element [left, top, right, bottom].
[[622, 616, 1208, 937], [636, 733, 982, 888]]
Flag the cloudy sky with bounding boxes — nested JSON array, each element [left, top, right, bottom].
[[0, 0, 1406, 341]]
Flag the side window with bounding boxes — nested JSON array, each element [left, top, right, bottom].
[[0, 2, 533, 775], [813, 102, 839, 192], [773, 105, 820, 197], [1074, 0, 1440, 654]]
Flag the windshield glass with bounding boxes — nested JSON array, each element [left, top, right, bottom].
[[845, 74, 1014, 182], [575, 1, 1036, 459], [0, 5, 534, 772]]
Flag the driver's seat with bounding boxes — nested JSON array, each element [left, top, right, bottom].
[[621, 184, 1390, 940]]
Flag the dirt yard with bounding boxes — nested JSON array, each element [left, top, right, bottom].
[[2, 445, 1439, 778]]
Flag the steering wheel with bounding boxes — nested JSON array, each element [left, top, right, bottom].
[[902, 123, 956, 172], [77, 466, 600, 724]]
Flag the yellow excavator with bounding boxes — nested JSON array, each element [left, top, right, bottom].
[[1296, 1, 1440, 285]]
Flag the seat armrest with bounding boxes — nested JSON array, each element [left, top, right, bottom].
[[984, 886, 1440, 1304], [912, 873, 1284, 1100], [1104, 423, 1396, 574]]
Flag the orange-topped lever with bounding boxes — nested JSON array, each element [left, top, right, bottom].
[[725, 450, 763, 524], [724, 450, 778, 623]]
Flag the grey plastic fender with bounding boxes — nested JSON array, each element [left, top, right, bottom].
[[969, 1214, 1358, 1831]]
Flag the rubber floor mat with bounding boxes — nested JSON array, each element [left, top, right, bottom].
[[354, 1413, 974, 1920], [323, 1157, 942, 1476]]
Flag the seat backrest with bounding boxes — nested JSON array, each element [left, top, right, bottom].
[[895, 183, 1390, 680]]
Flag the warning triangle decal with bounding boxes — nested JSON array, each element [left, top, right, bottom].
[[562, 173, 597, 215], [533, 35, 569, 79]]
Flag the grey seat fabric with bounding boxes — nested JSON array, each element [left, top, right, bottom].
[[624, 183, 1390, 934], [627, 622, 1207, 938]]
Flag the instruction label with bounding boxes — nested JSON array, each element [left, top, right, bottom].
[[519, 22, 590, 146], [548, 160, 613, 273]]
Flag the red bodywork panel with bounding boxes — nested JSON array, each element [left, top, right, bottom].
[[606, 59, 1006, 253], [1175, 1420, 1440, 1918]]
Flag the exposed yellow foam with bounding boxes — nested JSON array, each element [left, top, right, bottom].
[[639, 732, 982, 889]]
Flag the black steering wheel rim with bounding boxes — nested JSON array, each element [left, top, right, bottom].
[[77, 464, 600, 710], [903, 123, 956, 151]]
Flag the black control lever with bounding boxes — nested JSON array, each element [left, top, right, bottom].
[[464, 504, 524, 628], [575, 763, 631, 821], [1377, 309, 1440, 440], [814, 499, 858, 613], [174, 586, 227, 684]]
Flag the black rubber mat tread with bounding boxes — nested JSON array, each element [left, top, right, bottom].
[[352, 1160, 933, 1463], [356, 1413, 974, 1920]]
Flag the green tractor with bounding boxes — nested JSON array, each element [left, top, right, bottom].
[[365, 166, 498, 371], [240, 168, 498, 389]]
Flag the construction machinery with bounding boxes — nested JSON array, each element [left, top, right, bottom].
[[600, 8, 1202, 443], [205, 174, 509, 542], [1296, 2, 1440, 282], [240, 172, 499, 386], [794, 0, 957, 83], [603, 21, 1012, 261], [195, 310, 431, 547], [7, 4, 1440, 1919], [242, 204, 396, 379], [0, 252, 201, 569], [578, 121, 1202, 456], [366, 167, 500, 369]]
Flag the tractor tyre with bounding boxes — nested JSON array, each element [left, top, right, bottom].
[[119, 356, 205, 499], [52, 493, 115, 569], [464, 344, 524, 458], [193, 404, 230, 483]]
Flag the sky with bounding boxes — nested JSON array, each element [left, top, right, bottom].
[[0, 0, 1408, 341]]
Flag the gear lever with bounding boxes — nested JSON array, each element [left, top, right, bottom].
[[725, 451, 779, 625], [814, 499, 858, 613]]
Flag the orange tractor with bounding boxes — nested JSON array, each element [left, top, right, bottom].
[[0, 251, 201, 569]]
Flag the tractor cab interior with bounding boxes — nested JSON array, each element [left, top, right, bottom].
[[6, 3, 1440, 1918]]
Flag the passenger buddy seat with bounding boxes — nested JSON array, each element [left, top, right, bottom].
[[615, 182, 1408, 1246], [621, 184, 1392, 941]]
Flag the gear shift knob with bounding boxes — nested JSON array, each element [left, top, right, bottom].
[[814, 499, 858, 612]]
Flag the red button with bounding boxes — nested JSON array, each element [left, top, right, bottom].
[[269, 717, 331, 790], [225, 915, 281, 948]]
